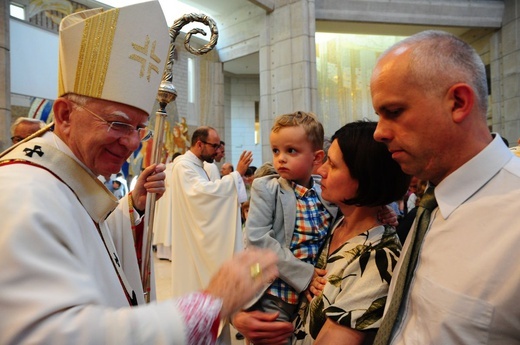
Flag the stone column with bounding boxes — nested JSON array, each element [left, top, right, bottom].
[[491, 0, 520, 144], [0, 1, 10, 151], [259, 0, 317, 160]]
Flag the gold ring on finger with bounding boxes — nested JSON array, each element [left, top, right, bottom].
[[250, 262, 261, 279]]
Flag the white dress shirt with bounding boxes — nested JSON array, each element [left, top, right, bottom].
[[388, 134, 520, 344]]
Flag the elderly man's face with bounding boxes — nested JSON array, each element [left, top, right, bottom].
[[58, 97, 148, 177], [12, 122, 42, 144], [221, 163, 233, 176]]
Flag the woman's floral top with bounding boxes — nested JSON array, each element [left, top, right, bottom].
[[293, 218, 402, 344]]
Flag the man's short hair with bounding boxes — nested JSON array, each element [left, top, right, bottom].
[[191, 126, 216, 146], [379, 30, 488, 115]]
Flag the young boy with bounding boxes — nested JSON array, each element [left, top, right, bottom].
[[111, 179, 125, 200], [245, 111, 338, 324]]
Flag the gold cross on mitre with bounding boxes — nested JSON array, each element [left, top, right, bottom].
[[130, 36, 162, 82]]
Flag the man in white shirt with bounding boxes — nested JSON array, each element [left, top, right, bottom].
[[371, 30, 520, 344]]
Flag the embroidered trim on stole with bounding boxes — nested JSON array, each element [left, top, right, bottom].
[[0, 142, 138, 306]]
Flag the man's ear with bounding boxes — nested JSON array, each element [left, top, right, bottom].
[[447, 83, 475, 123], [52, 98, 74, 137], [313, 149, 325, 167], [53, 98, 73, 125]]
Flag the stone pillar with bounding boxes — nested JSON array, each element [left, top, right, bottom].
[[259, 0, 317, 160], [0, 1, 10, 151], [491, 0, 520, 145]]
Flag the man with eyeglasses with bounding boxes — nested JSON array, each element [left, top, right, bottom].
[[0, 2, 278, 344], [167, 126, 253, 343], [10, 117, 46, 144], [204, 140, 225, 181]]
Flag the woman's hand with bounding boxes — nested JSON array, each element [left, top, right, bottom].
[[232, 310, 294, 345]]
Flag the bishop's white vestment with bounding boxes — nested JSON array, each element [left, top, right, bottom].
[[0, 133, 220, 344]]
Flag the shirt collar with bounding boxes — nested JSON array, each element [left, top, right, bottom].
[[185, 150, 204, 168], [436, 134, 514, 219], [291, 179, 316, 198]]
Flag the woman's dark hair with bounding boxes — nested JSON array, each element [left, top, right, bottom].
[[332, 120, 411, 207]]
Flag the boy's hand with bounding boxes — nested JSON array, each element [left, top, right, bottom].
[[304, 268, 327, 301]]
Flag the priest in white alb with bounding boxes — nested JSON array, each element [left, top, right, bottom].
[[169, 127, 253, 298]]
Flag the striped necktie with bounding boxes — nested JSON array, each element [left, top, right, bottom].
[[374, 186, 437, 345]]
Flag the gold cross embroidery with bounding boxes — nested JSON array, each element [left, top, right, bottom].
[[129, 35, 162, 82]]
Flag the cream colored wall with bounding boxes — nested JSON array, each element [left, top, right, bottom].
[[0, 1, 10, 150]]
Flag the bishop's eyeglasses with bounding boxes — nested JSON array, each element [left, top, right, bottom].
[[72, 101, 153, 142]]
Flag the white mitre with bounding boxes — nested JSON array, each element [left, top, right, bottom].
[[57, 0, 169, 114]]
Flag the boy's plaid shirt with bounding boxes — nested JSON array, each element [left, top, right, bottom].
[[267, 181, 333, 304]]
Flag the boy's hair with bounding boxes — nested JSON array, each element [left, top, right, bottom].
[[271, 111, 324, 151], [333, 121, 411, 207]]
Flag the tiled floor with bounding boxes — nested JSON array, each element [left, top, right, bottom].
[[153, 255, 173, 302], [154, 255, 245, 344]]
